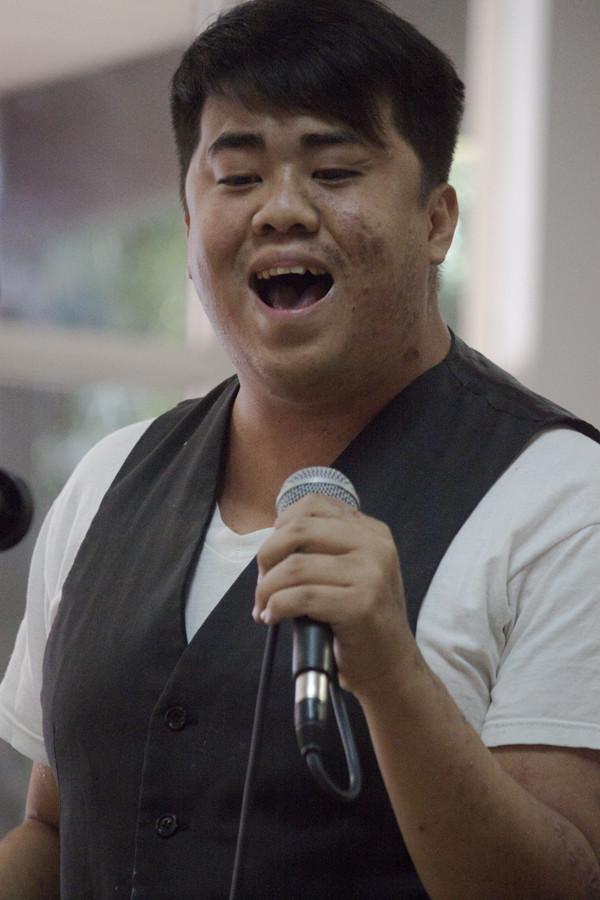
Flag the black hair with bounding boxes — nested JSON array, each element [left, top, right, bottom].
[[171, 0, 465, 207]]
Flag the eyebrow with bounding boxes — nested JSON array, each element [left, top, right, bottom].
[[207, 128, 367, 158]]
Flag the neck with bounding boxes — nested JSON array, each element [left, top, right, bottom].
[[218, 392, 358, 532], [219, 321, 450, 533]]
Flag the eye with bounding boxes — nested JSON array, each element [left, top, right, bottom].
[[217, 175, 261, 188], [313, 169, 361, 182]]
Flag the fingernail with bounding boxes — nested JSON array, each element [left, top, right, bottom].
[[260, 609, 272, 625]]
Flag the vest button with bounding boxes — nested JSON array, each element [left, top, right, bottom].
[[155, 814, 178, 838], [165, 706, 187, 731]]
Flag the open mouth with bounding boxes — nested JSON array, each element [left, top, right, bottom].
[[251, 270, 334, 311]]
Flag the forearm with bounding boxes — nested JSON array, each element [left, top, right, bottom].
[[358, 645, 600, 900], [0, 819, 60, 900]]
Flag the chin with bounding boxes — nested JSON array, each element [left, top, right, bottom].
[[256, 354, 359, 406]]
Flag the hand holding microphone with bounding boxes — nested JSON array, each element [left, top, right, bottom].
[[254, 466, 409, 799]]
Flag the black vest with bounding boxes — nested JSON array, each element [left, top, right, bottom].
[[41, 335, 600, 899]]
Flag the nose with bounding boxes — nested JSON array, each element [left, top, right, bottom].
[[251, 173, 319, 236]]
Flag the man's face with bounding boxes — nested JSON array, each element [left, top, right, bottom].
[[185, 95, 454, 404]]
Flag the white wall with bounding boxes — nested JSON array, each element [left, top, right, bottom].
[[455, 0, 599, 429], [531, 0, 600, 424]]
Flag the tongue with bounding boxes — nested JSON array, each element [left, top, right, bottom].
[[268, 280, 328, 311]]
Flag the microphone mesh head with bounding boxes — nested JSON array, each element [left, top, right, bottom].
[[276, 467, 360, 513]]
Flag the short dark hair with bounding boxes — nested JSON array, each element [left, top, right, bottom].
[[171, 0, 465, 207]]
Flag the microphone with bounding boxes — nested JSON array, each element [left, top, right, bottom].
[[0, 469, 34, 551], [275, 467, 359, 756]]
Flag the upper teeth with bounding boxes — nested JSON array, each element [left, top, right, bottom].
[[256, 266, 327, 280]]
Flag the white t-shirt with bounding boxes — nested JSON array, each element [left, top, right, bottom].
[[1, 423, 600, 766]]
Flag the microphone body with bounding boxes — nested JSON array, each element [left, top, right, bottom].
[[275, 468, 359, 755], [0, 469, 34, 551]]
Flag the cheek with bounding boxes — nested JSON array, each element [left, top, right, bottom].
[[355, 229, 387, 270], [331, 207, 389, 271], [188, 214, 238, 289], [335, 212, 428, 336]]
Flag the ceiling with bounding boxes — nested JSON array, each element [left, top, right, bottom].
[[0, 0, 228, 95]]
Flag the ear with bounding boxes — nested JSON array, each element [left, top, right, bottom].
[[427, 184, 459, 266]]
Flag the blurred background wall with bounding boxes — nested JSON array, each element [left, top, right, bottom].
[[0, 0, 598, 833]]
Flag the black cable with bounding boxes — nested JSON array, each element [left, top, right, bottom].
[[228, 623, 280, 900], [228, 625, 362, 898], [305, 680, 362, 802]]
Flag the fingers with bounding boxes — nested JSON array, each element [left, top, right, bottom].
[[254, 583, 352, 626], [274, 492, 361, 535], [254, 493, 393, 628], [253, 493, 410, 696], [254, 551, 357, 625], [257, 493, 371, 577]]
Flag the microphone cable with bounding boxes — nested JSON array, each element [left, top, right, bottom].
[[228, 621, 361, 900], [304, 676, 361, 802], [228, 622, 279, 900]]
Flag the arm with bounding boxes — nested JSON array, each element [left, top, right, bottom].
[[360, 656, 600, 899], [254, 494, 600, 899], [0, 763, 60, 900]]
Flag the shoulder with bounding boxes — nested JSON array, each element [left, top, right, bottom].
[[437, 426, 600, 586], [53, 419, 154, 518], [70, 418, 155, 480], [481, 430, 600, 750], [40, 419, 155, 611], [504, 426, 600, 487], [447, 335, 600, 444], [486, 427, 600, 571], [425, 425, 600, 582], [0, 418, 158, 762], [418, 427, 600, 738]]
